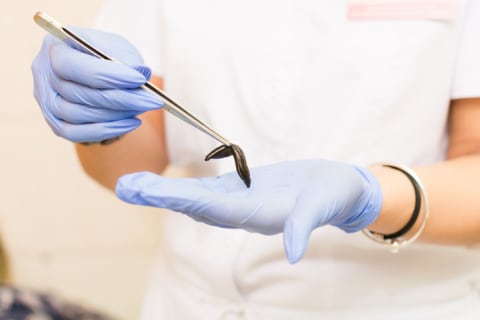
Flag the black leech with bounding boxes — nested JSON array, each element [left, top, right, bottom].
[[205, 144, 251, 188], [205, 145, 234, 160], [230, 144, 251, 188]]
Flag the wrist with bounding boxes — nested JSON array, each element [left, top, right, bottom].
[[367, 164, 417, 235]]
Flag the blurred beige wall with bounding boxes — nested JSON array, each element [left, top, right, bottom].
[[0, 2, 165, 319]]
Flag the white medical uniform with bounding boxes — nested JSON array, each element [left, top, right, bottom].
[[96, 0, 480, 319]]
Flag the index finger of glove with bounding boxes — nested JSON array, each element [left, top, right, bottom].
[[50, 41, 148, 89]]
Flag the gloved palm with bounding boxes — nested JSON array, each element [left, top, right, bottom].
[[116, 159, 383, 263], [31, 26, 163, 143]]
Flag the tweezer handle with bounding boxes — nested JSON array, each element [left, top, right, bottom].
[[34, 12, 232, 147]]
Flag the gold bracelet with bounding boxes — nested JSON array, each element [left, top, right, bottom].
[[362, 163, 430, 253]]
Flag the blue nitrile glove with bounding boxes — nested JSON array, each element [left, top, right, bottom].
[[31, 26, 164, 143], [115, 159, 383, 263]]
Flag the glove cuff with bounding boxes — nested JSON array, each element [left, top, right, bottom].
[[337, 166, 383, 233]]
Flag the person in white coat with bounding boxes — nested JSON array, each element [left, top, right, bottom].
[[32, 0, 480, 319]]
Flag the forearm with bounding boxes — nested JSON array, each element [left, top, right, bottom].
[[76, 108, 168, 191], [75, 75, 168, 191], [369, 154, 480, 245]]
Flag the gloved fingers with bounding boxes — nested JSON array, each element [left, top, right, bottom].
[[116, 172, 247, 225], [52, 78, 163, 112], [283, 196, 322, 264], [50, 95, 141, 124], [116, 172, 214, 208], [50, 41, 149, 89], [46, 116, 141, 143]]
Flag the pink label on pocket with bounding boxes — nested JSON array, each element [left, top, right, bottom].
[[348, 1, 458, 20]]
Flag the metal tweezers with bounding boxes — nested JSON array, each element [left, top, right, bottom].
[[34, 12, 251, 187]]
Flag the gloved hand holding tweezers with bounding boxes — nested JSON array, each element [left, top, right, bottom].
[[32, 12, 250, 187]]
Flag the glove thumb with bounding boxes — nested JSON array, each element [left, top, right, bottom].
[[66, 26, 146, 66], [283, 218, 314, 264], [283, 198, 321, 264]]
